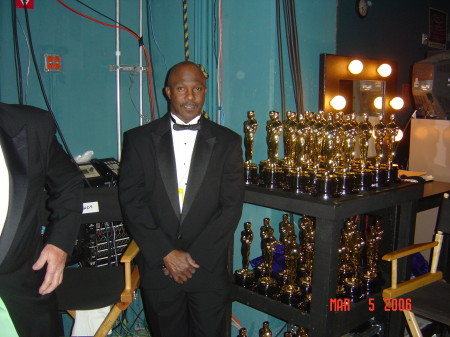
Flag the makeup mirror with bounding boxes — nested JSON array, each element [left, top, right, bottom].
[[319, 54, 398, 116]]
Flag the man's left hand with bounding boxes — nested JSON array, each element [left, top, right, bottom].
[[32, 244, 67, 295]]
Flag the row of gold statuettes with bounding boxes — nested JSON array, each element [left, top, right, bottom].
[[236, 321, 308, 337], [243, 110, 402, 198], [234, 214, 384, 318]]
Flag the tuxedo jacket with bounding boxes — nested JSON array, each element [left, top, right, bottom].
[[119, 113, 244, 290], [0, 103, 83, 335]]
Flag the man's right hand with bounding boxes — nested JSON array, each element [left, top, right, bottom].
[[163, 250, 199, 284]]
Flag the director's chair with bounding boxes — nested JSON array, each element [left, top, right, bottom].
[[56, 240, 140, 337], [382, 193, 450, 337], [55, 187, 141, 337]]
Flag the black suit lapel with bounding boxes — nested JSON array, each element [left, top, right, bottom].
[[0, 126, 29, 265], [181, 121, 216, 223], [153, 118, 181, 219]]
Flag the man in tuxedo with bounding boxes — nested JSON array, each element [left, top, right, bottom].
[[0, 103, 83, 336], [119, 61, 244, 337]]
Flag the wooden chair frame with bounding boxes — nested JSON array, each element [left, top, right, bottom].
[[66, 240, 140, 337], [382, 193, 449, 337]]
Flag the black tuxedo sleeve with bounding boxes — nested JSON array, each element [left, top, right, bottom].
[[39, 112, 84, 254], [188, 134, 244, 272], [119, 132, 175, 266]]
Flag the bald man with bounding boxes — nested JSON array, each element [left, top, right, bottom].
[[119, 61, 244, 337]]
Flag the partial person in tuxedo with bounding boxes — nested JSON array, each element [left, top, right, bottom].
[[0, 103, 83, 337], [119, 61, 244, 337]]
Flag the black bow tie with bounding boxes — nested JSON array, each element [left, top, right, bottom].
[[171, 116, 201, 131]]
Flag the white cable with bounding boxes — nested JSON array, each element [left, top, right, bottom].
[[17, 19, 31, 104]]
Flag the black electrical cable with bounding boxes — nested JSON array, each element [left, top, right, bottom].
[[22, 5, 72, 157], [293, 2, 305, 115], [21, 5, 92, 187], [127, 307, 146, 334], [283, 0, 305, 115], [11, 1, 23, 104], [56, 0, 157, 121], [288, 0, 302, 109], [145, 0, 161, 119], [74, 0, 159, 121], [283, 0, 297, 109], [286, 0, 300, 112], [276, 0, 286, 119], [73, 0, 136, 35]]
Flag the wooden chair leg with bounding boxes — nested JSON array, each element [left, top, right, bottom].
[[404, 310, 423, 337], [94, 305, 122, 337]]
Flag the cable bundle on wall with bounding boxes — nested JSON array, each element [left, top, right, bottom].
[[11, 3, 23, 104], [56, 0, 156, 122], [12, 1, 75, 159], [282, 0, 305, 117], [276, 0, 286, 119]]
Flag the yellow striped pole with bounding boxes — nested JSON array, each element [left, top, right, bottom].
[[183, 0, 189, 61]]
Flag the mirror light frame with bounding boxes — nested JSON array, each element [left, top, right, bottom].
[[319, 54, 398, 115]]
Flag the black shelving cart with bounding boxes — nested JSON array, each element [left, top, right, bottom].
[[230, 182, 424, 337]]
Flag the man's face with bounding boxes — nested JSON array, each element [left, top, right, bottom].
[[165, 63, 207, 123]]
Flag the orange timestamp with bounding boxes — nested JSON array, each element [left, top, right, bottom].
[[329, 298, 412, 311]]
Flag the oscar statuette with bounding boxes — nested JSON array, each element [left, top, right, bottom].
[[260, 111, 284, 188], [259, 321, 273, 337], [243, 110, 259, 185], [256, 218, 280, 298], [234, 222, 256, 289], [372, 114, 389, 187], [237, 327, 248, 337], [314, 112, 339, 199], [354, 113, 374, 191], [336, 217, 365, 302], [281, 111, 298, 189], [297, 216, 315, 311], [279, 234, 302, 307], [362, 218, 384, 296], [276, 216, 296, 287], [336, 113, 358, 195], [287, 112, 312, 194], [384, 114, 401, 184]]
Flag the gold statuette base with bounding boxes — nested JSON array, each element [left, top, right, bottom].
[[244, 163, 259, 185], [256, 276, 279, 299], [234, 269, 256, 289]]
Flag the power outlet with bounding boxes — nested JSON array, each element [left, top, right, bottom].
[[44, 54, 61, 72]]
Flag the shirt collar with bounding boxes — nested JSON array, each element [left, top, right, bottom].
[[170, 113, 201, 126]]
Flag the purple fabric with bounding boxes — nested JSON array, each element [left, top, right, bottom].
[[250, 244, 285, 273]]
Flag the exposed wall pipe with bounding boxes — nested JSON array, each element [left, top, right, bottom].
[[115, 0, 122, 160], [139, 0, 144, 126]]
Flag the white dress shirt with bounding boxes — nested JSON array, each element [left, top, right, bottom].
[[170, 113, 200, 211], [0, 144, 9, 237]]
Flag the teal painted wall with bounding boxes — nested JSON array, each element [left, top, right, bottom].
[[1, 0, 336, 335]]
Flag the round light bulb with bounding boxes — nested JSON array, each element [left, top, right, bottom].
[[395, 129, 403, 142], [373, 96, 383, 110], [348, 60, 364, 74], [390, 97, 404, 110], [377, 63, 392, 77], [330, 95, 346, 111]]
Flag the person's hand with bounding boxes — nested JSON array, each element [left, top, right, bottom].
[[32, 244, 67, 295], [163, 250, 199, 284]]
